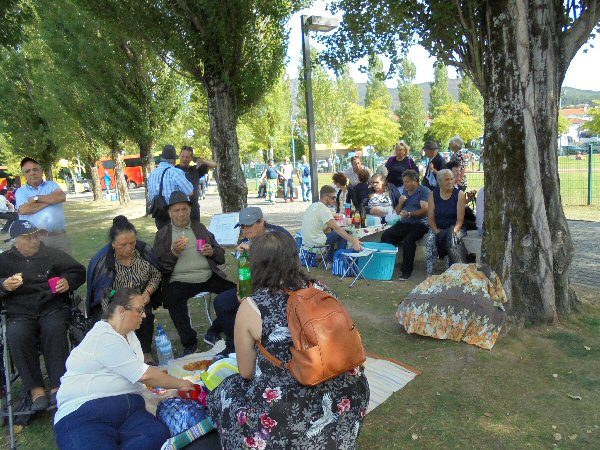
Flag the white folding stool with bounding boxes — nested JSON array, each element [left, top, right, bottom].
[[190, 291, 213, 326], [340, 248, 376, 287]]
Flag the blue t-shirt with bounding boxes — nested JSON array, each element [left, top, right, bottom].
[[298, 163, 310, 181], [266, 167, 279, 179], [15, 180, 66, 232], [400, 185, 430, 224], [103, 175, 111, 187]]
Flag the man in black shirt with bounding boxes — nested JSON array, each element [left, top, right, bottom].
[[422, 141, 447, 189], [176, 146, 217, 222]]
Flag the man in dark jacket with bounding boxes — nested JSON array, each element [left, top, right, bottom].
[[0, 220, 85, 411], [153, 191, 235, 356]]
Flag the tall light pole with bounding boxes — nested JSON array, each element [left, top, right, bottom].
[[291, 114, 297, 169], [301, 14, 339, 202]]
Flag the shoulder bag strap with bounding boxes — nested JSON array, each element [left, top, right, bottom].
[[256, 341, 285, 368], [158, 167, 170, 197]]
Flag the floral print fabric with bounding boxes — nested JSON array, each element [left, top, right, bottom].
[[397, 263, 507, 349], [208, 284, 370, 449]]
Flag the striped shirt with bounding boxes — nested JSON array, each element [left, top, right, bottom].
[[147, 162, 193, 204], [113, 250, 162, 294]]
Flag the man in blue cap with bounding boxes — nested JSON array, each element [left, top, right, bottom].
[[207, 207, 292, 357]]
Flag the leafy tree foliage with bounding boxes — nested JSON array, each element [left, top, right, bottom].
[[342, 99, 399, 153], [365, 53, 392, 110], [558, 114, 571, 136], [428, 62, 454, 118], [0, 0, 33, 50], [581, 100, 600, 134], [429, 102, 483, 147], [75, 0, 309, 212], [458, 75, 484, 125], [397, 58, 426, 152]]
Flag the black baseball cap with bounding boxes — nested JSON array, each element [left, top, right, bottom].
[[20, 157, 41, 168]]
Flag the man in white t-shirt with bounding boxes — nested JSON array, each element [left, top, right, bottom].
[[344, 156, 373, 187], [301, 185, 362, 261], [279, 157, 295, 203]]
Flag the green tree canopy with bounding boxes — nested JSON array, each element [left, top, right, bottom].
[[582, 100, 600, 135], [397, 58, 426, 152], [429, 62, 454, 118], [365, 53, 392, 110], [458, 75, 484, 125], [342, 99, 399, 153], [429, 102, 483, 147]]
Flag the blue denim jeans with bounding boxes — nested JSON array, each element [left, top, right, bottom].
[[54, 393, 169, 450], [325, 230, 347, 261], [283, 178, 294, 200], [301, 180, 311, 201]]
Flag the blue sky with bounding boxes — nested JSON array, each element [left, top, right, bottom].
[[285, 2, 600, 91]]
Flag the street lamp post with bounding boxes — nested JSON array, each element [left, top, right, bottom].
[[291, 115, 297, 169], [301, 14, 339, 203]]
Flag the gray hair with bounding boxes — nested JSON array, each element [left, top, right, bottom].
[[449, 136, 464, 148], [436, 168, 453, 185]]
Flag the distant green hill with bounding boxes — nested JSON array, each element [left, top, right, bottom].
[[560, 87, 600, 107]]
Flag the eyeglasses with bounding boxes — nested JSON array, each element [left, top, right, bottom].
[[23, 167, 41, 174], [327, 194, 337, 200], [125, 306, 146, 316]]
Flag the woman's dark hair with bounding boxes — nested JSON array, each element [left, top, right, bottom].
[[357, 168, 370, 183], [445, 160, 460, 171], [101, 287, 141, 320], [332, 172, 347, 186], [250, 232, 310, 292], [109, 215, 137, 242]]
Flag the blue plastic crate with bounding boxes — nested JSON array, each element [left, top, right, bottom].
[[357, 242, 398, 280]]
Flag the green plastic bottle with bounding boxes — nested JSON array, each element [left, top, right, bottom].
[[238, 251, 253, 299]]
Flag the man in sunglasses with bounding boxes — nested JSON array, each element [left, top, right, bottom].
[[15, 157, 71, 254]]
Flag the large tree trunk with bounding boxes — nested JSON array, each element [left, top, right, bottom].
[[85, 157, 103, 201], [110, 141, 130, 205], [204, 77, 247, 212], [481, 0, 577, 321], [139, 139, 156, 212]]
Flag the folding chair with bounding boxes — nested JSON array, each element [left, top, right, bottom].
[[340, 248, 376, 287], [299, 244, 330, 272]]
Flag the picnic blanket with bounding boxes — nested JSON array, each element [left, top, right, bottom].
[[397, 263, 508, 349]]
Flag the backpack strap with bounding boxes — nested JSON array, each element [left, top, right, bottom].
[[158, 167, 170, 197], [256, 341, 285, 368]]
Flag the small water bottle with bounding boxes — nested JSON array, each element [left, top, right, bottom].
[[155, 325, 174, 365]]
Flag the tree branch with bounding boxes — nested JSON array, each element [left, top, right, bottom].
[[561, 0, 600, 71]]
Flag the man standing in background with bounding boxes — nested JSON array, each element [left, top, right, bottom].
[[15, 157, 72, 254], [297, 154, 311, 202], [176, 145, 217, 222], [279, 157, 295, 203]]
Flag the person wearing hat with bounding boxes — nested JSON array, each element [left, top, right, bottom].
[[15, 157, 72, 254], [422, 140, 447, 189], [0, 220, 86, 411], [147, 145, 194, 230], [208, 207, 292, 357], [153, 191, 235, 356]]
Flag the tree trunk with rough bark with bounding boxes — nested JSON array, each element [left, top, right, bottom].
[[85, 156, 103, 201], [139, 140, 156, 212], [110, 142, 130, 205], [481, 0, 588, 321], [204, 77, 247, 212]]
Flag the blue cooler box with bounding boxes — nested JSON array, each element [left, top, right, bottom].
[[357, 242, 398, 280]]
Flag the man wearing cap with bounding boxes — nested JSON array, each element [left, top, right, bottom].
[[0, 220, 85, 411], [208, 207, 292, 356], [15, 157, 71, 254], [422, 140, 447, 189], [176, 145, 217, 222], [147, 145, 194, 230], [153, 191, 235, 356]]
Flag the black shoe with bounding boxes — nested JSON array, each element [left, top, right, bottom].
[[398, 273, 411, 281], [203, 332, 221, 347], [183, 344, 198, 356], [31, 395, 49, 412]]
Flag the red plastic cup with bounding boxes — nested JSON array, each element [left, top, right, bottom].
[[48, 277, 61, 294], [197, 239, 206, 252]]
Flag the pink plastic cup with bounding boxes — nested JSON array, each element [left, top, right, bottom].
[[48, 277, 61, 294], [197, 239, 207, 252]]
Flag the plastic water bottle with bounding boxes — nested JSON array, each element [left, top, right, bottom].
[[155, 326, 174, 365]]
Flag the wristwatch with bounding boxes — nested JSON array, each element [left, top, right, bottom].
[[33, 195, 39, 202]]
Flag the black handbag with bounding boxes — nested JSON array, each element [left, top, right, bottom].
[[148, 167, 171, 221], [447, 232, 469, 265]]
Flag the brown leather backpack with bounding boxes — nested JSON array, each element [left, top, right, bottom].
[[257, 283, 366, 386]]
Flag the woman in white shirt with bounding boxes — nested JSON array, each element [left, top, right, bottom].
[[54, 288, 195, 450]]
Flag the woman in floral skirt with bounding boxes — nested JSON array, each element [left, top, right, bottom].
[[208, 231, 370, 449]]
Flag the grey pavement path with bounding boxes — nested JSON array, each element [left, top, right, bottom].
[[66, 188, 598, 288]]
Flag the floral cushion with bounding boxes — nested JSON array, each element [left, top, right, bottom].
[[397, 263, 507, 349]]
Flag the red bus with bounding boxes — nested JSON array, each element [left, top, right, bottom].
[[97, 155, 160, 189]]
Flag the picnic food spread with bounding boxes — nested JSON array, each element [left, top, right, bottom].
[[182, 359, 212, 372]]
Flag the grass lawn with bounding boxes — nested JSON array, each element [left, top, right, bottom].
[[2, 202, 600, 449]]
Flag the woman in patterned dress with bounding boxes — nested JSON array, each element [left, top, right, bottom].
[[448, 135, 467, 191], [87, 215, 163, 364], [208, 231, 370, 449]]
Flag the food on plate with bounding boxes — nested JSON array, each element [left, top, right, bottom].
[[183, 359, 212, 371]]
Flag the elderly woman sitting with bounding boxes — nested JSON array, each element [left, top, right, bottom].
[[0, 220, 85, 411], [367, 174, 401, 221], [426, 169, 466, 275], [54, 288, 195, 450]]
